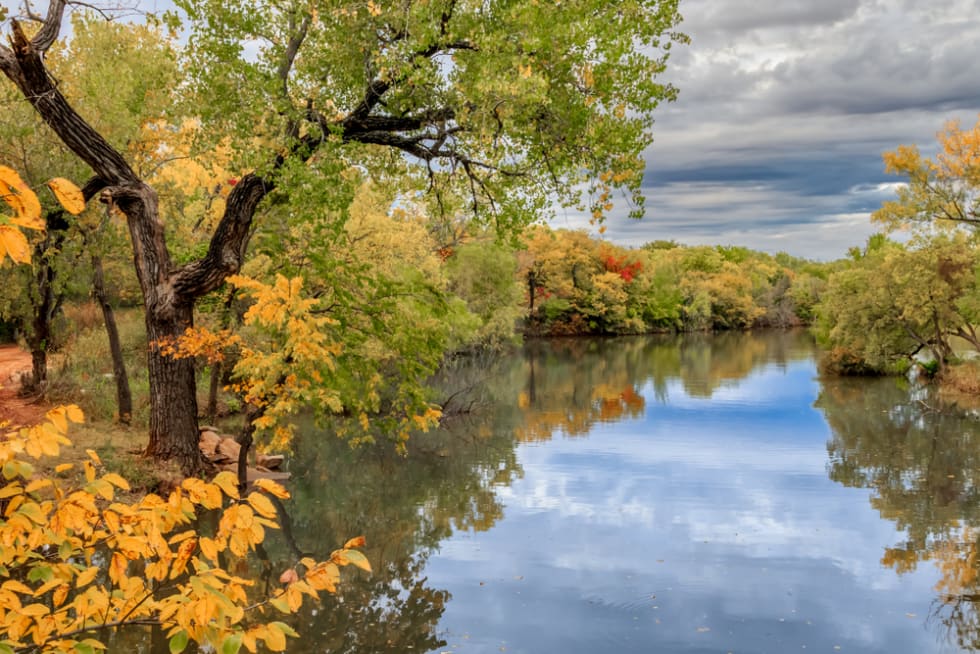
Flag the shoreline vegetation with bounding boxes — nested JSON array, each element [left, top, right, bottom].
[[3, 222, 978, 438]]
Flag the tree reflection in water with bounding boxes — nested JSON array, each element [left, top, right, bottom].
[[818, 376, 980, 650], [218, 329, 815, 652]]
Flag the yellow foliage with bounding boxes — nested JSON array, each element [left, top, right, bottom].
[[0, 226, 32, 264], [0, 408, 370, 652]]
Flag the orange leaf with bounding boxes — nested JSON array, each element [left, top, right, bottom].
[[343, 536, 366, 549], [0, 165, 41, 225], [46, 177, 85, 215], [0, 225, 31, 264]]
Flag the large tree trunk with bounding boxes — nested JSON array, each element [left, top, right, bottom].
[[144, 303, 204, 473], [91, 254, 133, 424]]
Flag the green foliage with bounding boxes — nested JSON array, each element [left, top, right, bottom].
[[45, 306, 149, 423], [445, 241, 523, 350], [169, 0, 686, 227], [519, 227, 831, 335], [815, 233, 980, 374]]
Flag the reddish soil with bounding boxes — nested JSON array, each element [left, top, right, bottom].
[[0, 345, 47, 428]]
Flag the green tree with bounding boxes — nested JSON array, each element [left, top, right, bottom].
[[816, 234, 980, 374], [0, 0, 686, 473]]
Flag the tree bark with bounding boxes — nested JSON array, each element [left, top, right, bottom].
[[142, 302, 205, 473], [91, 254, 133, 424], [23, 211, 71, 394]]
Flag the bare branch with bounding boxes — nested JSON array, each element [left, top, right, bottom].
[[276, 11, 311, 96], [31, 0, 67, 52]]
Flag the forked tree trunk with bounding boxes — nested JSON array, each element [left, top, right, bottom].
[[1, 8, 414, 474]]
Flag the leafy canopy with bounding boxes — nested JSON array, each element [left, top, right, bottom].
[[0, 168, 369, 654], [170, 0, 686, 227]]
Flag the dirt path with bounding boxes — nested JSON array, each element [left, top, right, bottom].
[[0, 345, 47, 428]]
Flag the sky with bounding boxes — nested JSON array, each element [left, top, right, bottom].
[[17, 0, 980, 260], [552, 0, 980, 260]]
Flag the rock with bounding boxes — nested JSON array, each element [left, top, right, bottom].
[[215, 437, 241, 464], [199, 430, 222, 459], [218, 463, 291, 482], [256, 453, 285, 470]]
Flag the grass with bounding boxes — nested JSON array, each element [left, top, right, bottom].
[[47, 303, 151, 424], [34, 419, 184, 495]]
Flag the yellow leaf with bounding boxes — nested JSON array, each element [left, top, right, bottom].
[[2, 580, 34, 595], [199, 536, 220, 561], [65, 404, 84, 423], [333, 549, 371, 573], [54, 463, 74, 474], [20, 603, 50, 616], [24, 479, 51, 494], [46, 177, 85, 215], [246, 492, 277, 519], [85, 449, 101, 465], [253, 478, 289, 499], [52, 583, 70, 608], [304, 562, 339, 593], [212, 470, 240, 499], [0, 165, 41, 225], [343, 536, 366, 549], [109, 551, 128, 583], [102, 472, 130, 491], [0, 225, 31, 264], [264, 622, 287, 651], [75, 566, 99, 588]]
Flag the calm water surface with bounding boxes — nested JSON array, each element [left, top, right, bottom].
[[274, 330, 980, 653]]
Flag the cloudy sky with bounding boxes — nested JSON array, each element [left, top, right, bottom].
[[22, 0, 980, 260], [554, 0, 980, 259]]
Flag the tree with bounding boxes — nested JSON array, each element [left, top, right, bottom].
[[874, 116, 980, 232], [0, 0, 686, 474], [816, 234, 980, 375], [0, 13, 178, 417], [1, 168, 370, 654]]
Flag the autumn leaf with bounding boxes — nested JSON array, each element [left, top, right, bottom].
[[0, 165, 41, 226], [0, 225, 31, 264], [343, 536, 366, 549], [253, 478, 289, 499], [47, 177, 86, 215]]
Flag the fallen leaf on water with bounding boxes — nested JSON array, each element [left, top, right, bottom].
[[696, 627, 710, 633]]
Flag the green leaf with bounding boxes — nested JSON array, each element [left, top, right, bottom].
[[270, 622, 298, 638], [74, 642, 95, 654], [169, 631, 189, 654], [27, 565, 53, 583], [0, 642, 15, 654], [221, 633, 243, 654]]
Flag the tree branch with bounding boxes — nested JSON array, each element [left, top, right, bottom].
[[6, 19, 139, 186], [31, 0, 67, 52]]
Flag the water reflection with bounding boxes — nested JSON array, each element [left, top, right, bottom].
[[513, 330, 814, 441], [250, 329, 977, 653], [818, 376, 980, 651]]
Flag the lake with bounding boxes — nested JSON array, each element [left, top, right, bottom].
[[267, 330, 980, 653]]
